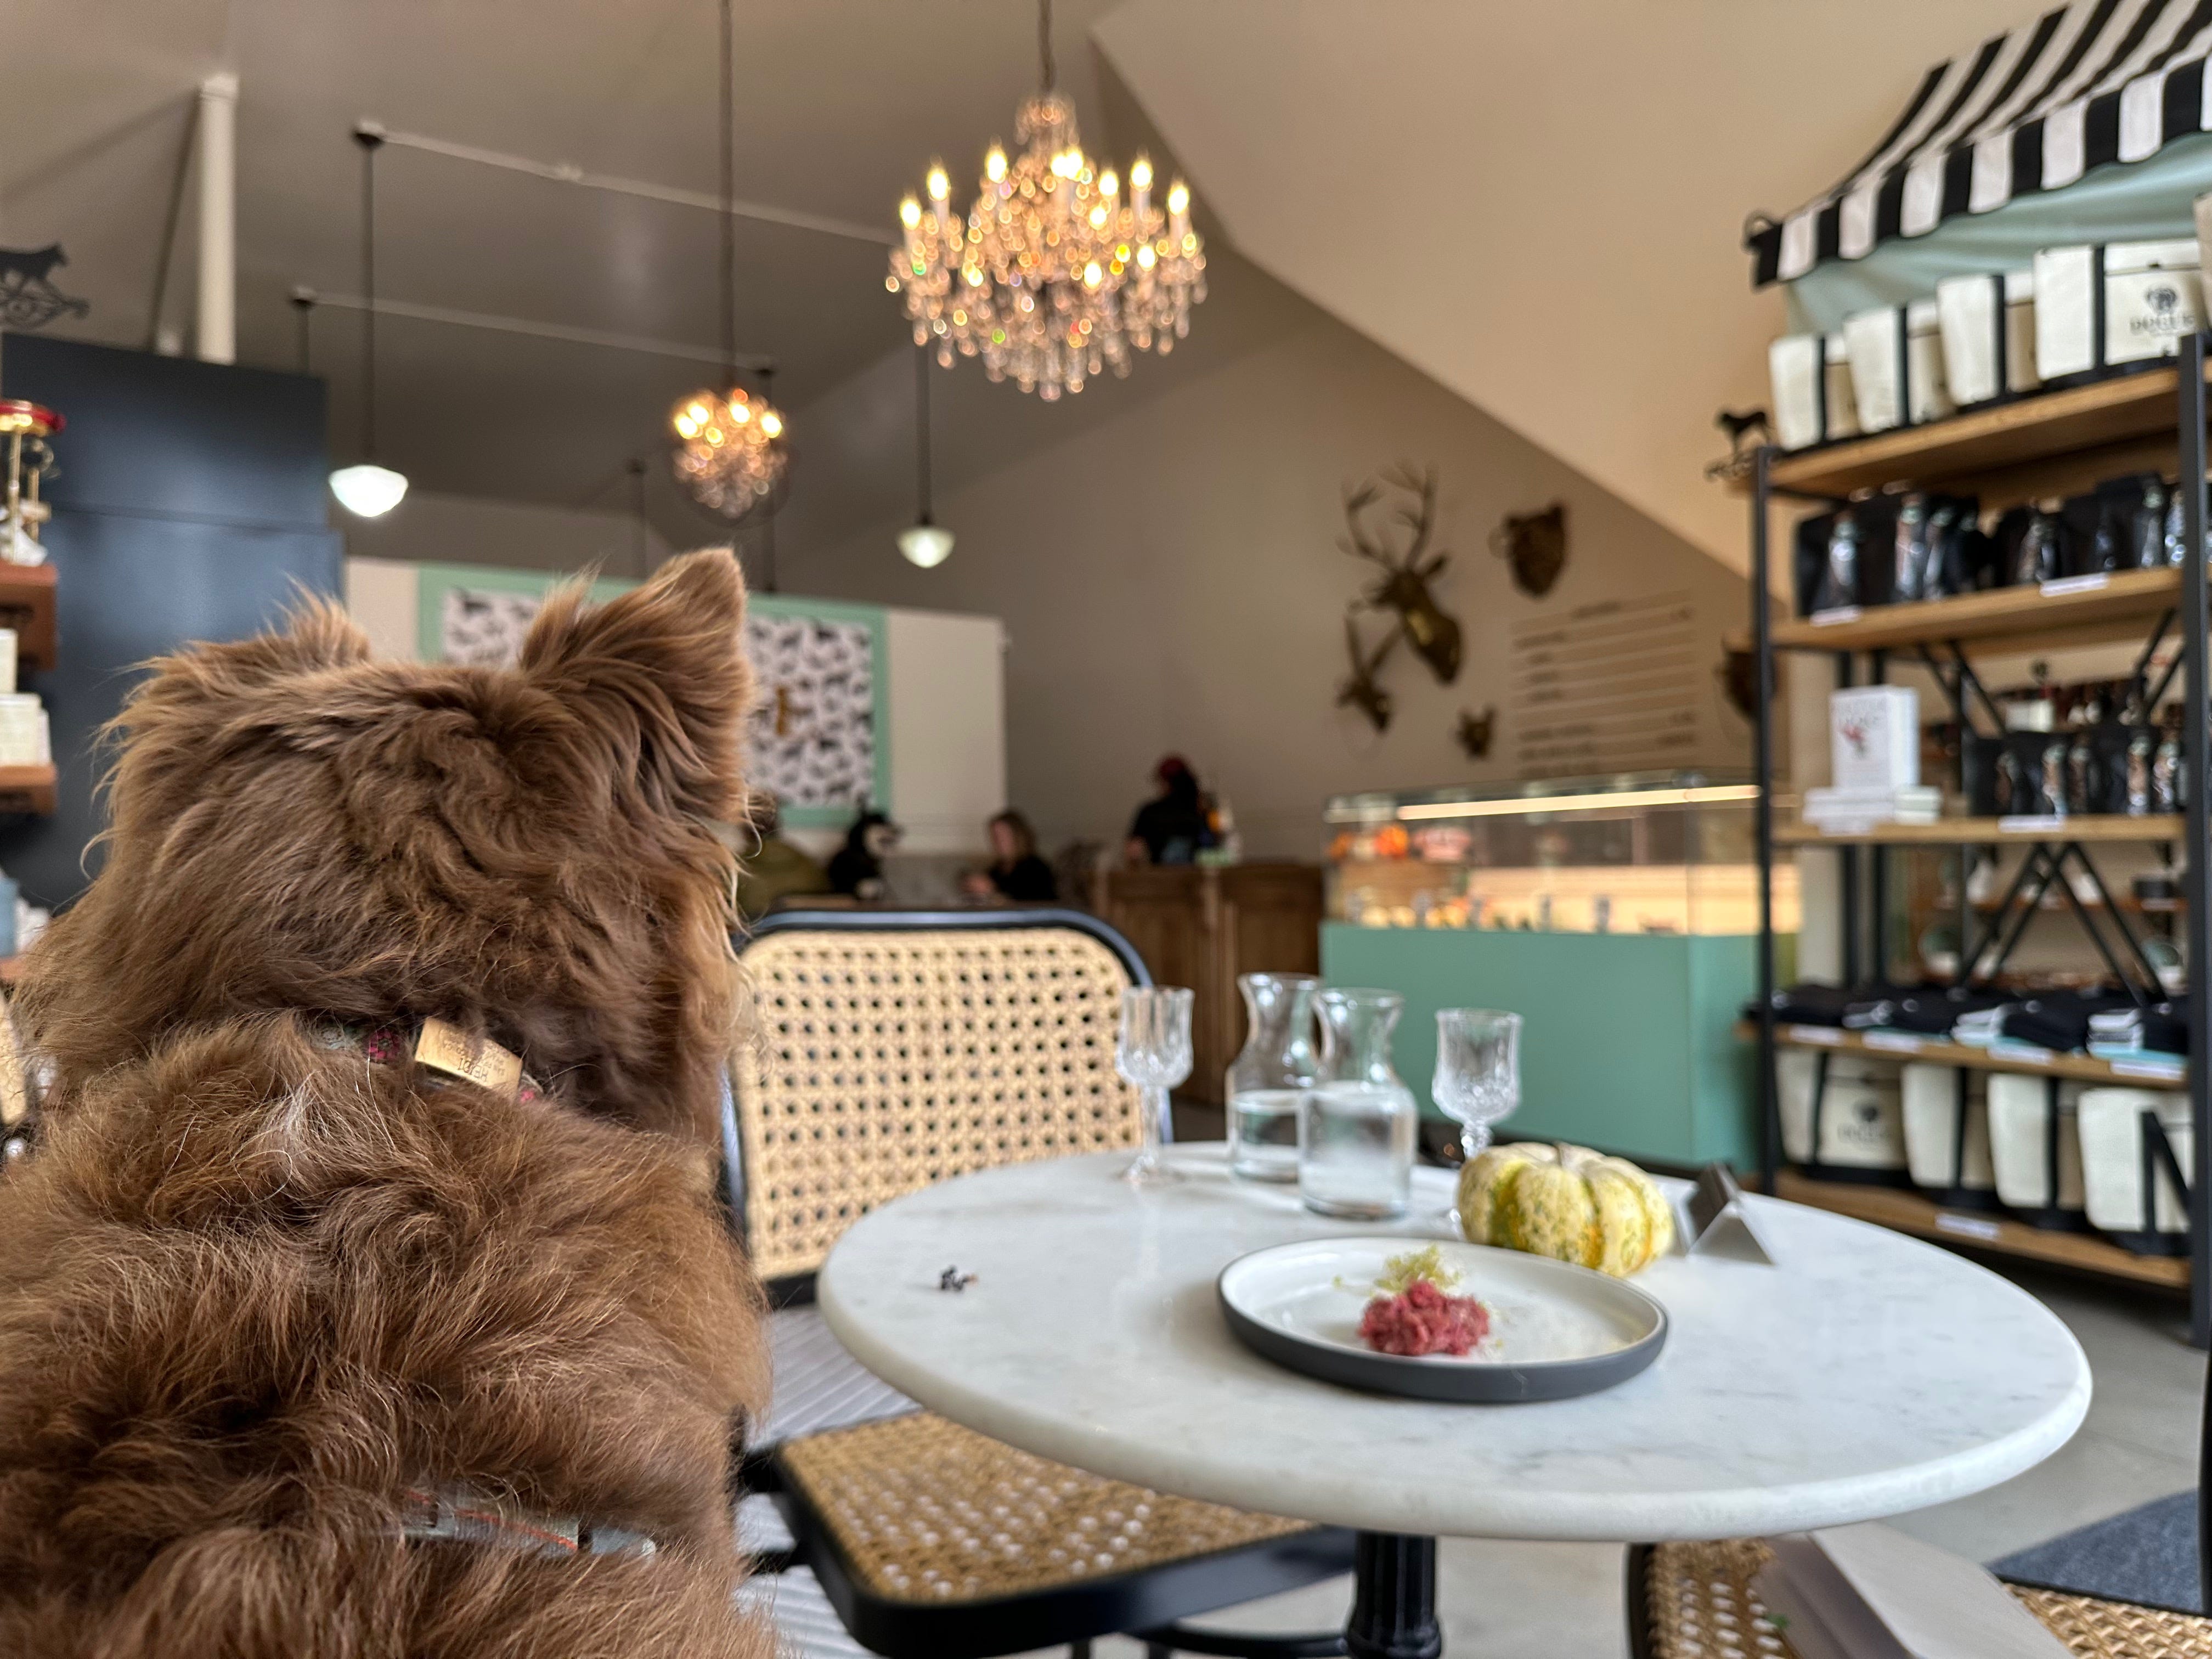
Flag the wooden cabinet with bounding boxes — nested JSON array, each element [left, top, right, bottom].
[[1094, 863, 1324, 1105]]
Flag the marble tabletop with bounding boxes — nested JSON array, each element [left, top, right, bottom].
[[818, 1146, 2091, 1543]]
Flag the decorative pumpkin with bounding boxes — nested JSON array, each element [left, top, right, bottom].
[[1456, 1141, 1675, 1277]]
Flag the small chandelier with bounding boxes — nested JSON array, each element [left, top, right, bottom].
[[888, 0, 1205, 401], [672, 0, 790, 521], [673, 381, 787, 519]]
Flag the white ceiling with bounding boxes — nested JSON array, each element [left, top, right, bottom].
[[5, 1, 2062, 568], [1093, 0, 2047, 572], [1, 0, 1163, 539]]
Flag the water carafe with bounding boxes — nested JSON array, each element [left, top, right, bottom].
[[1226, 973, 1321, 1182], [1301, 988, 1418, 1219]]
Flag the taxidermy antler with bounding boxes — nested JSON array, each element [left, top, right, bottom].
[[1341, 464, 1462, 684], [1336, 614, 1400, 732]]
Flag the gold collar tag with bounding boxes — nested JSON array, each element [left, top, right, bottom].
[[414, 1018, 524, 1100]]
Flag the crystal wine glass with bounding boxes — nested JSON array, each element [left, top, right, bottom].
[[1433, 1008, 1521, 1163], [1117, 986, 1194, 1187]]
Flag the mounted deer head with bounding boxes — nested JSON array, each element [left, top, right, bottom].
[[1336, 614, 1400, 732], [1341, 464, 1462, 685]]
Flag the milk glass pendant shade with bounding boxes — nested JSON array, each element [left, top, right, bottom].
[[328, 462, 408, 518], [330, 127, 409, 518], [899, 521, 955, 568], [898, 343, 952, 567]]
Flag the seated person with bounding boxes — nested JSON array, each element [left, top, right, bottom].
[[1125, 755, 1212, 865], [961, 810, 1058, 904]]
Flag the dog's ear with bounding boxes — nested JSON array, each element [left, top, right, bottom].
[[520, 550, 750, 818]]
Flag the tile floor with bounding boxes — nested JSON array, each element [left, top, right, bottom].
[[753, 1262, 2204, 1659]]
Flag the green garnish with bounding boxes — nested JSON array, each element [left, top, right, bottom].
[[1374, 1245, 1462, 1295]]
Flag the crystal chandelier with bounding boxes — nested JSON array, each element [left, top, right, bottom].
[[888, 0, 1205, 401], [671, 0, 790, 521]]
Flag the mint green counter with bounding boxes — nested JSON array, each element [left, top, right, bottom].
[[1319, 923, 1780, 1169]]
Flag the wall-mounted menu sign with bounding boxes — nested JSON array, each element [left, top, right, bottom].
[[1510, 590, 1698, 775]]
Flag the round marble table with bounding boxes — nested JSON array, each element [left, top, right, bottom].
[[820, 1147, 2090, 1656]]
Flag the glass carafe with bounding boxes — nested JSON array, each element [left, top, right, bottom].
[[1300, 988, 1418, 1219], [1226, 973, 1321, 1183]]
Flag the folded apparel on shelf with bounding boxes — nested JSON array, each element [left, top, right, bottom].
[[1998, 990, 2141, 1053], [1887, 988, 2013, 1036]]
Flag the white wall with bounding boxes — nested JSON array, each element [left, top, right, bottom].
[[788, 290, 1754, 860], [340, 490, 673, 582]]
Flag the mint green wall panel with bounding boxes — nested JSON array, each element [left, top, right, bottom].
[[1319, 924, 1767, 1169]]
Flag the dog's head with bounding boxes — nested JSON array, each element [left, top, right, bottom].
[[20, 550, 751, 1143]]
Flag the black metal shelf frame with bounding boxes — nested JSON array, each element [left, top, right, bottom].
[[1749, 334, 2212, 1348]]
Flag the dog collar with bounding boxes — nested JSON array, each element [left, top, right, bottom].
[[307, 1015, 548, 1107], [399, 1485, 658, 1559]]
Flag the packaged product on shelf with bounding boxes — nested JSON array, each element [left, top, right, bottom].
[[1987, 1074, 2087, 1218], [1936, 270, 2038, 405], [1900, 1064, 1996, 1199], [0, 693, 44, 768], [2103, 240, 2202, 365], [1829, 685, 1918, 792], [2034, 241, 2203, 381], [1994, 499, 2067, 585], [1768, 333, 1861, 449], [2033, 244, 2098, 380], [2078, 1087, 2191, 1251], [1768, 335, 1822, 450], [1842, 307, 1908, 433], [1904, 298, 1955, 424], [1824, 335, 1860, 440], [0, 628, 19, 698], [1778, 1049, 1908, 1173]]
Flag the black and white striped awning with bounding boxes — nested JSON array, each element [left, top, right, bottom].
[[1750, 0, 2212, 286]]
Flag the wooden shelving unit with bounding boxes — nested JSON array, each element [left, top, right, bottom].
[[1769, 566, 2183, 655], [1744, 343, 2212, 1340], [1774, 815, 2182, 847], [1742, 363, 2208, 499], [1775, 1171, 2188, 1290], [0, 765, 56, 817], [0, 564, 58, 673], [1737, 1019, 2183, 1087]]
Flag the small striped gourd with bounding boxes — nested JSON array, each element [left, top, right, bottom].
[[1455, 1142, 1674, 1277]]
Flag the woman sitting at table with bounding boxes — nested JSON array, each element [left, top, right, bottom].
[[961, 809, 1058, 904]]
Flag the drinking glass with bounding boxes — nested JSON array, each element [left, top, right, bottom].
[[1225, 973, 1321, 1183], [1117, 986, 1194, 1187], [1300, 988, 1418, 1219], [1433, 1008, 1522, 1161]]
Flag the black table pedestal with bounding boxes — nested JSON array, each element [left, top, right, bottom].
[[1345, 1532, 1441, 1659]]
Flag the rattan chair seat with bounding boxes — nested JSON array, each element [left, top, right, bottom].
[[1639, 1538, 2212, 1659], [777, 1412, 1313, 1606]]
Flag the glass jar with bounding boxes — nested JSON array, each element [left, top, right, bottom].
[[1226, 973, 1321, 1183], [1300, 987, 1418, 1220]]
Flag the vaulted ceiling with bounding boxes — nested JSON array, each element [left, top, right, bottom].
[[5, 1, 2055, 568]]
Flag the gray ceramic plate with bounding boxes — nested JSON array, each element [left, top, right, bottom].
[[1217, 1237, 1667, 1403]]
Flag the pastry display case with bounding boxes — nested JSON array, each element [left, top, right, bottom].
[[1324, 771, 1800, 938]]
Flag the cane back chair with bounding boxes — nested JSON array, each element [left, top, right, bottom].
[[730, 908, 1353, 1659]]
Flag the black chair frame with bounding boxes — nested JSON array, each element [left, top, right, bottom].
[[725, 907, 1354, 1659]]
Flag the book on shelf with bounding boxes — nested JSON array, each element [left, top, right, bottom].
[[1802, 785, 1943, 831]]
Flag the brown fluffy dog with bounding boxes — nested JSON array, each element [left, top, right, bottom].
[[0, 551, 773, 1657]]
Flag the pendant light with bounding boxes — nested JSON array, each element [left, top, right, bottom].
[[897, 344, 953, 568], [329, 127, 408, 518], [669, 0, 791, 521]]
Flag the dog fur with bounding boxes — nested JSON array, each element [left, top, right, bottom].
[[0, 551, 774, 1657]]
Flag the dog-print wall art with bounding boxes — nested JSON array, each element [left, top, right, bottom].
[[416, 563, 891, 827]]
